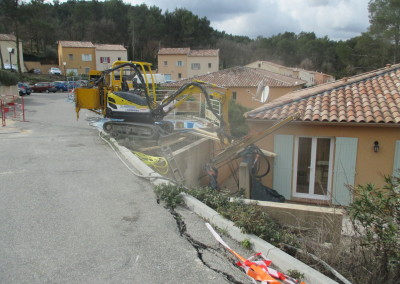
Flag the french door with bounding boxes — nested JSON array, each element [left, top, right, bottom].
[[293, 137, 334, 200]]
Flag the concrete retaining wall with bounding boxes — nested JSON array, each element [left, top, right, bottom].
[[242, 199, 344, 242], [173, 138, 213, 188]]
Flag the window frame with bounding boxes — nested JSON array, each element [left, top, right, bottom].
[[191, 63, 200, 70], [292, 136, 334, 200], [100, 57, 110, 63], [82, 54, 92, 62]]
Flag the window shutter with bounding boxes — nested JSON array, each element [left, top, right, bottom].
[[107, 57, 110, 63], [393, 140, 400, 177], [332, 137, 358, 206], [273, 135, 294, 199]]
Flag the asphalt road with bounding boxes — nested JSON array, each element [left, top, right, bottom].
[[0, 93, 251, 284]]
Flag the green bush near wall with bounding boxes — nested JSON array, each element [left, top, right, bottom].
[[0, 70, 19, 86]]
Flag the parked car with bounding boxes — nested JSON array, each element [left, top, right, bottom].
[[18, 82, 32, 96], [28, 68, 41, 74], [31, 82, 56, 93], [49, 82, 58, 93], [53, 81, 68, 92], [67, 81, 78, 90], [48, 67, 62, 75]]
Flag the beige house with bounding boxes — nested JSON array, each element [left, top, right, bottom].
[[158, 48, 219, 81], [162, 66, 306, 110], [58, 41, 127, 75], [0, 34, 26, 72], [58, 41, 96, 75], [244, 64, 400, 206], [246, 60, 335, 87]]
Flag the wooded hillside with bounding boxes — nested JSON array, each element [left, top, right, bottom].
[[1, 0, 399, 79]]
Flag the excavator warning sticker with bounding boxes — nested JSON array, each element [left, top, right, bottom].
[[119, 105, 149, 113]]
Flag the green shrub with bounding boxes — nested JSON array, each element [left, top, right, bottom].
[[188, 187, 297, 247], [0, 70, 19, 86], [241, 238, 252, 249], [154, 183, 185, 209], [348, 175, 400, 282], [189, 187, 230, 210]]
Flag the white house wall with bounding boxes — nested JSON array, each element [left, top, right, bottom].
[[0, 40, 26, 72], [95, 50, 127, 71]]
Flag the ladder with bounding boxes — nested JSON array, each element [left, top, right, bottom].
[[160, 144, 185, 185]]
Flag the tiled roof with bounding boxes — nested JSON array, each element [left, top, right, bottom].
[[248, 60, 333, 78], [95, 44, 126, 51], [0, 34, 16, 41], [245, 64, 400, 124], [158, 48, 218, 56], [162, 66, 306, 88], [158, 48, 191, 55], [59, 41, 95, 48], [189, 49, 219, 57]]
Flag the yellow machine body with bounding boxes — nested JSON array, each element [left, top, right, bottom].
[[75, 88, 102, 118]]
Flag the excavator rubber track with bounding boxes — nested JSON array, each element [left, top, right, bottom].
[[103, 120, 174, 140]]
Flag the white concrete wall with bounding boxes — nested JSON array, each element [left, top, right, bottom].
[[173, 138, 213, 188], [95, 50, 127, 71], [298, 69, 316, 87], [187, 56, 219, 78]]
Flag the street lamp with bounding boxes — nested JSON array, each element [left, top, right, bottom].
[[63, 62, 67, 81], [7, 47, 14, 71]]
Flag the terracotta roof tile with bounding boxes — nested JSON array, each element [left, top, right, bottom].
[[189, 49, 219, 57], [158, 48, 190, 55], [162, 66, 306, 88], [94, 44, 126, 51], [0, 34, 16, 41], [59, 41, 95, 48], [245, 64, 400, 125]]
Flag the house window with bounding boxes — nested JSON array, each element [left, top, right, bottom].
[[232, 91, 237, 100], [164, 61, 168, 66], [293, 137, 334, 200], [84, 67, 90, 74], [100, 57, 110, 63], [178, 73, 182, 79], [68, 54, 73, 61], [208, 63, 212, 68], [258, 63, 261, 68], [82, 54, 92, 61], [191, 63, 200, 70], [165, 74, 172, 81], [66, 68, 78, 76], [117, 57, 121, 60], [176, 61, 183, 67]]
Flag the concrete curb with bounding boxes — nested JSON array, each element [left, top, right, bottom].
[[110, 139, 338, 284]]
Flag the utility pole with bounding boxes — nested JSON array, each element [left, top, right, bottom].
[[0, 47, 4, 69], [131, 22, 135, 60]]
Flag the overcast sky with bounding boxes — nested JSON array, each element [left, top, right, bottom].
[[125, 0, 370, 41]]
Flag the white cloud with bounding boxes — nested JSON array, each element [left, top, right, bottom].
[[123, 0, 370, 40]]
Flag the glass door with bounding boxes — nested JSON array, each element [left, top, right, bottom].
[[293, 137, 333, 200]]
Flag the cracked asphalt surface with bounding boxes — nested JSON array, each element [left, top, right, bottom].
[[0, 93, 252, 283]]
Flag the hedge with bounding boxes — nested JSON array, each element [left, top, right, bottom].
[[0, 70, 19, 86]]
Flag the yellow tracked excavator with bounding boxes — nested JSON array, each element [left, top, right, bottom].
[[74, 61, 232, 142]]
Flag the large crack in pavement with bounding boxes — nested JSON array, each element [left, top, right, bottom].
[[168, 208, 247, 284]]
